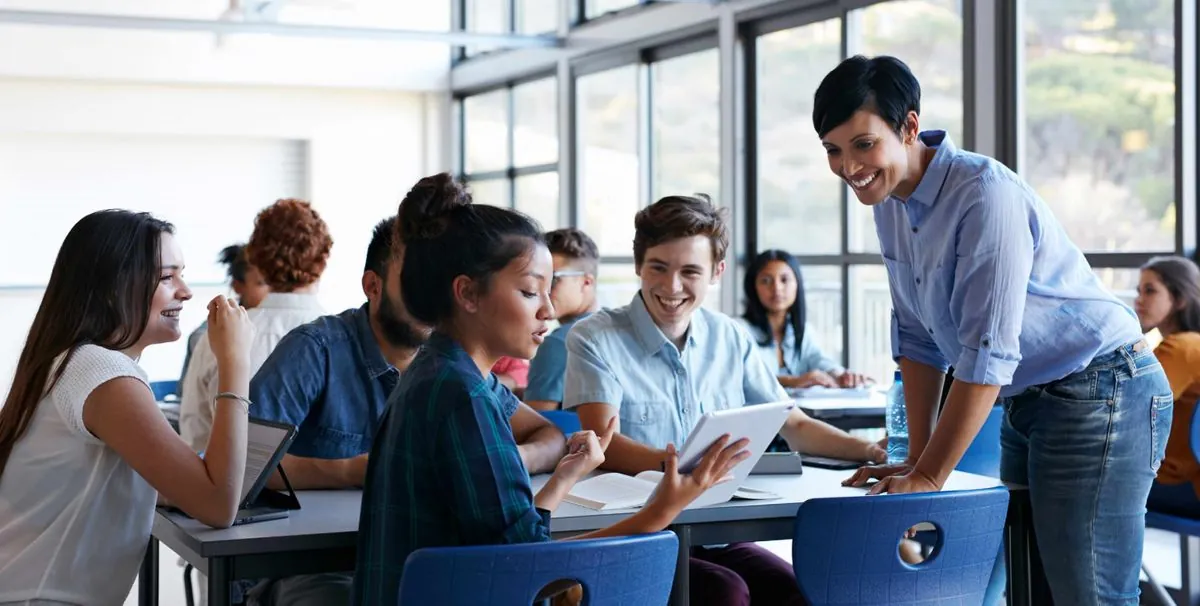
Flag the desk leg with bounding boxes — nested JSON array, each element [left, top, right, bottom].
[[139, 537, 159, 606], [669, 525, 691, 606], [1006, 489, 1052, 606], [208, 557, 232, 606]]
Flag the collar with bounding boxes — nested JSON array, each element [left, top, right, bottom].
[[628, 292, 704, 357], [425, 332, 485, 381], [897, 130, 955, 208], [256, 292, 325, 311], [349, 304, 394, 380]]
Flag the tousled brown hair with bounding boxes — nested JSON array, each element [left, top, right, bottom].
[[633, 194, 729, 269]]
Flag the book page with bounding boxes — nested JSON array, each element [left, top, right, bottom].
[[565, 473, 658, 510]]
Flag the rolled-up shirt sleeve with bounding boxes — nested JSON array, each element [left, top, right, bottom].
[[562, 325, 624, 410], [949, 175, 1033, 386]]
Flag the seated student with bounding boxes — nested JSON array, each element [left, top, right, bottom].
[[1136, 256, 1200, 518], [0, 210, 254, 605], [740, 249, 869, 388], [352, 174, 750, 605], [565, 194, 886, 606], [181, 199, 333, 452], [492, 355, 531, 396], [180, 243, 270, 381], [525, 228, 602, 411]]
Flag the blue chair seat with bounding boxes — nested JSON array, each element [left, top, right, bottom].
[[1147, 510, 1200, 536], [399, 531, 678, 605]]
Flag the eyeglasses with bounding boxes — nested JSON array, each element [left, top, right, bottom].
[[551, 270, 587, 288]]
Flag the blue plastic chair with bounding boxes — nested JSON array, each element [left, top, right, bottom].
[[792, 487, 1009, 605], [150, 380, 180, 402], [541, 409, 582, 435], [1143, 400, 1200, 605], [956, 405, 1003, 478], [398, 531, 678, 605]]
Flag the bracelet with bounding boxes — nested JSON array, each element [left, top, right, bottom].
[[214, 392, 252, 413]]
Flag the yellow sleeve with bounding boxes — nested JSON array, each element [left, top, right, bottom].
[[1155, 336, 1200, 401]]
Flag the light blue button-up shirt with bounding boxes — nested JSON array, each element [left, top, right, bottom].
[[877, 131, 1143, 397], [736, 319, 844, 377], [563, 293, 789, 449]]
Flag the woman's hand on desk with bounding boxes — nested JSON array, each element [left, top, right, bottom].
[[835, 371, 871, 388], [842, 461, 913, 487], [781, 371, 839, 389], [865, 470, 941, 495]]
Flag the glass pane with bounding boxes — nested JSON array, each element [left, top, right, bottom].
[[515, 171, 559, 231], [464, 90, 509, 174], [464, 0, 508, 57], [513, 78, 558, 167], [849, 265, 896, 384], [596, 263, 640, 309], [849, 0, 964, 254], [1094, 267, 1140, 309], [1022, 0, 1175, 252], [467, 178, 510, 209], [800, 265, 844, 366], [517, 0, 559, 34], [577, 65, 641, 257], [586, 0, 640, 19], [756, 19, 843, 254], [651, 48, 720, 201]]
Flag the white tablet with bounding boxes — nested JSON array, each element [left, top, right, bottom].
[[670, 400, 795, 508]]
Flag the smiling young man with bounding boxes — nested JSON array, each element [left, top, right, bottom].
[[563, 194, 883, 606]]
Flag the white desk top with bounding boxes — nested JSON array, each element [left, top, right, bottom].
[[793, 391, 887, 413]]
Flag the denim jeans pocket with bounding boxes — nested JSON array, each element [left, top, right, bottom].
[[1151, 394, 1174, 473]]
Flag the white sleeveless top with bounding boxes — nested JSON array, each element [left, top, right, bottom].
[[0, 344, 154, 606]]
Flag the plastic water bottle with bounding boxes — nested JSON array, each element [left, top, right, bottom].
[[886, 369, 909, 464]]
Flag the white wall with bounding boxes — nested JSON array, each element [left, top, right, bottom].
[[0, 77, 450, 382]]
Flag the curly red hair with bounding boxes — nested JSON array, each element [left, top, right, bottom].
[[245, 199, 333, 292]]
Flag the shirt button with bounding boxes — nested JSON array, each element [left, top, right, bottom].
[[928, 327, 934, 333], [915, 277, 921, 284], [982, 338, 991, 347], [912, 227, 918, 233]]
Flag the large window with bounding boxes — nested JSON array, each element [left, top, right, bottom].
[[459, 76, 560, 230], [651, 48, 720, 200], [1021, 0, 1176, 252], [577, 65, 640, 258], [462, 0, 559, 58]]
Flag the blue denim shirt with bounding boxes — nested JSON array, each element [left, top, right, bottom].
[[250, 304, 400, 459], [524, 313, 590, 405], [876, 131, 1143, 396], [563, 293, 788, 449]]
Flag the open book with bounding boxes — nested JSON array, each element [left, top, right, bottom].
[[564, 470, 780, 511]]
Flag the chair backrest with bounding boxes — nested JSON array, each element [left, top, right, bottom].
[[150, 380, 180, 402], [793, 487, 1009, 606], [541, 409, 582, 435], [398, 531, 678, 605], [955, 405, 1003, 478]]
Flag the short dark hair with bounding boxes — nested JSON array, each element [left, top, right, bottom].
[[633, 194, 729, 268], [544, 228, 599, 273], [742, 249, 806, 349], [1142, 256, 1200, 333], [217, 244, 248, 283], [812, 55, 921, 138], [364, 216, 397, 276], [396, 173, 544, 326]]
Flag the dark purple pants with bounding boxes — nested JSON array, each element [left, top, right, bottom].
[[690, 543, 805, 606]]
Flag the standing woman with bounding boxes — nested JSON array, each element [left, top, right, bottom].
[[815, 55, 1171, 604], [739, 249, 869, 388], [1134, 257, 1200, 518]]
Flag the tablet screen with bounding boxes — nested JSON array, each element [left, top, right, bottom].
[[240, 419, 295, 503]]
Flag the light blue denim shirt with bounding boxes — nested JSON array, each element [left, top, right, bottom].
[[736, 318, 844, 377], [563, 293, 789, 449], [877, 131, 1143, 397]]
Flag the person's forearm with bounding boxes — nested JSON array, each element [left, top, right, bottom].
[[533, 474, 573, 511], [782, 417, 876, 461], [202, 363, 250, 511], [912, 380, 1000, 487], [571, 504, 676, 540], [267, 453, 361, 490], [600, 434, 667, 475], [518, 426, 567, 474], [897, 358, 946, 463]]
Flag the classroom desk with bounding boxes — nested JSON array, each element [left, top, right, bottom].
[[140, 468, 1036, 606], [792, 391, 887, 430]]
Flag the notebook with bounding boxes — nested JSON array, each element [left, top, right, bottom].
[[564, 470, 780, 511]]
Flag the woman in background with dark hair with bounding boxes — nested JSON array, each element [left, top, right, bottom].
[[739, 249, 869, 389], [0, 210, 254, 605], [1136, 256, 1200, 518], [180, 243, 270, 381], [352, 173, 750, 605]]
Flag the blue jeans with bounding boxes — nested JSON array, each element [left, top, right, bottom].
[[991, 340, 1172, 605]]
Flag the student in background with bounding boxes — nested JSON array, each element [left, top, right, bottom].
[[525, 228, 602, 411], [815, 55, 1170, 604], [491, 356, 531, 397], [565, 194, 885, 606], [352, 174, 749, 605], [739, 249, 870, 389], [180, 243, 269, 381], [0, 210, 254, 605], [180, 199, 332, 453], [1135, 256, 1200, 518]]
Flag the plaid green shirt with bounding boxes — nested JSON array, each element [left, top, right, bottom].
[[352, 333, 551, 604]]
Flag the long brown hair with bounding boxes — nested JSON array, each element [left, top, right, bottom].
[[1143, 256, 1200, 333], [0, 210, 173, 479]]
